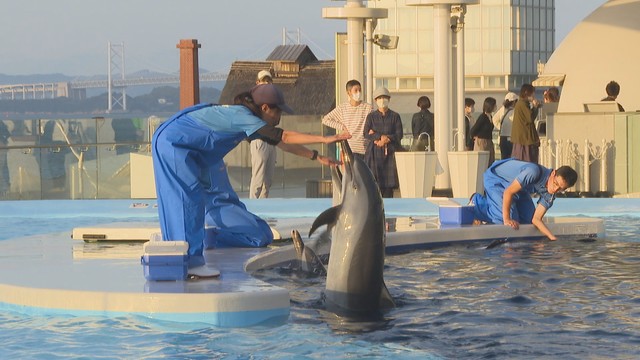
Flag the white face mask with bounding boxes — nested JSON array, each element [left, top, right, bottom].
[[376, 98, 390, 109], [351, 92, 361, 102]]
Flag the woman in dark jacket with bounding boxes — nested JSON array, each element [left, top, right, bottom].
[[364, 87, 404, 198], [410, 96, 434, 151], [469, 97, 497, 166]]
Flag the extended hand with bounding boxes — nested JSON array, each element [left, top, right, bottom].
[[331, 132, 352, 143], [504, 218, 519, 229], [317, 155, 342, 167]]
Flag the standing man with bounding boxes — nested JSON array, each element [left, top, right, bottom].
[[249, 70, 277, 198], [322, 79, 373, 160], [470, 158, 577, 241]]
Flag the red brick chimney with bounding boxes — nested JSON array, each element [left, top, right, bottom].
[[176, 39, 201, 109]]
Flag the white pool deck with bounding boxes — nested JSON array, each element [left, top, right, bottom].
[[0, 198, 619, 327]]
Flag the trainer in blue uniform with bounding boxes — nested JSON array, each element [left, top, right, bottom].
[[470, 158, 577, 240], [152, 84, 351, 276]]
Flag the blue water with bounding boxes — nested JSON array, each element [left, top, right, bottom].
[[0, 200, 639, 359]]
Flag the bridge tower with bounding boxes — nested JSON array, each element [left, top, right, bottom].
[[107, 41, 127, 112]]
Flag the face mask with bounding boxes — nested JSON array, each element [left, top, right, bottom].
[[351, 92, 361, 102], [376, 98, 389, 109]]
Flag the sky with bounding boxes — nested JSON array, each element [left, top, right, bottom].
[[1, 0, 608, 77]]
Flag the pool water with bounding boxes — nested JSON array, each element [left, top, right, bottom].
[[0, 201, 639, 359]]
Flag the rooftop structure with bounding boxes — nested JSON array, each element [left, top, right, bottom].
[[538, 0, 639, 113], [218, 45, 336, 116]]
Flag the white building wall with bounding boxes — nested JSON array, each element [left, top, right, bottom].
[[368, 0, 555, 95]]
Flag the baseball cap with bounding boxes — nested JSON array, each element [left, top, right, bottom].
[[257, 70, 272, 81], [250, 84, 293, 114], [505, 92, 518, 102], [372, 86, 390, 99]]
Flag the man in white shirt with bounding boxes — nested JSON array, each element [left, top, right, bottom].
[[322, 79, 373, 160]]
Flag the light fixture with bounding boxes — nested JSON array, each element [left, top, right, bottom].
[[373, 34, 399, 50]]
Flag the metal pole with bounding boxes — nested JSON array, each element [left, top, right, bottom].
[[121, 42, 127, 111], [346, 0, 365, 83], [365, 19, 374, 105], [600, 139, 608, 193], [453, 5, 467, 152], [107, 41, 112, 112], [584, 140, 590, 194], [433, 4, 452, 190]]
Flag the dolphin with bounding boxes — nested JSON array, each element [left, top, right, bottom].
[[291, 229, 327, 276], [309, 140, 395, 314]]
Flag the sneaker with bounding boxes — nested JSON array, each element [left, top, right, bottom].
[[468, 193, 477, 206], [187, 264, 220, 279]]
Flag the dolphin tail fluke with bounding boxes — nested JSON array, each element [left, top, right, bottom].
[[309, 205, 340, 237], [379, 281, 396, 309]]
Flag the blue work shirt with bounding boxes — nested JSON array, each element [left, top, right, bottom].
[[492, 159, 555, 209], [188, 104, 266, 136]]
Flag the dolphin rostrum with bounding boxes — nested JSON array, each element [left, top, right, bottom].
[[309, 141, 395, 314]]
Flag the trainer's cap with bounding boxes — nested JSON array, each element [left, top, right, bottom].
[[251, 84, 293, 114]]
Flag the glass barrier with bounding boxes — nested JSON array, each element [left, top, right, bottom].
[[0, 115, 329, 200]]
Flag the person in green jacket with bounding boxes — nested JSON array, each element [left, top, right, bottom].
[[511, 83, 542, 163]]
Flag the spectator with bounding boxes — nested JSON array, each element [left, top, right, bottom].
[[511, 84, 542, 163], [410, 96, 434, 151], [464, 98, 476, 150], [492, 92, 518, 159], [364, 87, 403, 198], [249, 70, 277, 198], [0, 120, 11, 197], [543, 87, 560, 103], [469, 97, 497, 166], [322, 80, 373, 160], [601, 80, 625, 112]]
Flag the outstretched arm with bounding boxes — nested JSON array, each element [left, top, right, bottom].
[[531, 204, 556, 240], [277, 142, 342, 167], [280, 129, 350, 145]]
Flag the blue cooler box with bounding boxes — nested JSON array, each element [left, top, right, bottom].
[[439, 205, 475, 226], [141, 241, 189, 281]]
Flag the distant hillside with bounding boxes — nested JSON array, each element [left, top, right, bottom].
[[0, 69, 227, 97], [0, 73, 73, 84], [0, 85, 222, 114]]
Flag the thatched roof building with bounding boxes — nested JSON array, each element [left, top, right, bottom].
[[218, 45, 335, 116]]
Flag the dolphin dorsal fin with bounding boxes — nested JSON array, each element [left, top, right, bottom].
[[309, 205, 341, 237]]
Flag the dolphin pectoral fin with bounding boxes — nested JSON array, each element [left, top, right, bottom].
[[309, 205, 340, 237], [292, 230, 304, 258], [292, 229, 327, 275], [379, 281, 396, 309]]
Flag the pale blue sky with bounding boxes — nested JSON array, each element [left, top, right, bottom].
[[1, 0, 607, 77]]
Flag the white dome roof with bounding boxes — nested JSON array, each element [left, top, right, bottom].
[[542, 0, 640, 112]]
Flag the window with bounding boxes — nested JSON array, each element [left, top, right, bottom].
[[399, 78, 417, 90]]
